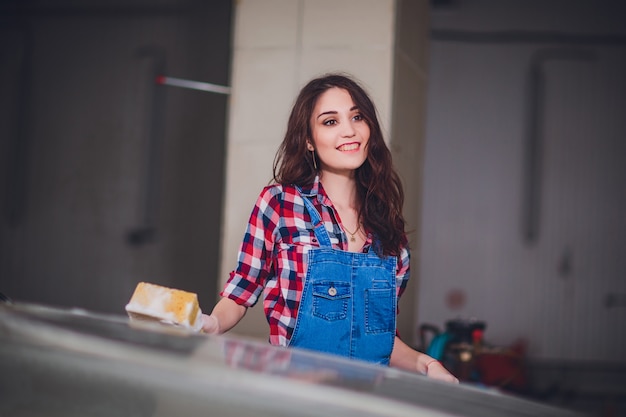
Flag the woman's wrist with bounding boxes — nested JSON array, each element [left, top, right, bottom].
[[416, 354, 439, 374], [202, 313, 220, 334], [426, 359, 440, 373]]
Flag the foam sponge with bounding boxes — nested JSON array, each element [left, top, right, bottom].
[[125, 282, 203, 332]]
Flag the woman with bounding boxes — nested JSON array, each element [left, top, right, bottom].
[[203, 73, 457, 383]]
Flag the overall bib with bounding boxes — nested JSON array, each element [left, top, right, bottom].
[[288, 189, 397, 365]]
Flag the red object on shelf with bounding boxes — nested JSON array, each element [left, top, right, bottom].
[[475, 340, 528, 393], [472, 328, 484, 344]]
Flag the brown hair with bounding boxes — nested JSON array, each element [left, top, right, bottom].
[[273, 73, 406, 256]]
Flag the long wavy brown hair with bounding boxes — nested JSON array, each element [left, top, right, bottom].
[[273, 73, 406, 256]]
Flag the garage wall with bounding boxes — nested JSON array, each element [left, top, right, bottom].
[[418, 0, 626, 362], [0, 1, 232, 314]]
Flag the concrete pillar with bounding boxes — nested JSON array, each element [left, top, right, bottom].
[[221, 0, 430, 345], [390, 0, 431, 345]]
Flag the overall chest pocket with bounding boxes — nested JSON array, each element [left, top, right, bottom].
[[312, 282, 350, 321], [365, 286, 395, 333]]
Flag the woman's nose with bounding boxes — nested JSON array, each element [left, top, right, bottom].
[[341, 121, 356, 137]]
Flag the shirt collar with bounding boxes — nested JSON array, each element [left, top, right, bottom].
[[298, 176, 332, 207]]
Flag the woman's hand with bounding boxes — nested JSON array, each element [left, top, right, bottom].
[[425, 360, 459, 384], [391, 337, 459, 383], [201, 313, 220, 334]]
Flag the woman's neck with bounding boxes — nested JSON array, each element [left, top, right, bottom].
[[319, 171, 358, 211]]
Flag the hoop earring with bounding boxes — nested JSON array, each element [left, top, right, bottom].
[[311, 150, 318, 170]]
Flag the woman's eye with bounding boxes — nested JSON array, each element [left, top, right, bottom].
[[323, 119, 337, 126], [353, 114, 363, 121]]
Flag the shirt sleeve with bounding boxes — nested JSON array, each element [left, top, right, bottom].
[[394, 245, 410, 333], [395, 245, 411, 301], [221, 186, 282, 307]]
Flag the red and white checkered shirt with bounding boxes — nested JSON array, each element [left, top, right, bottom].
[[221, 177, 410, 346]]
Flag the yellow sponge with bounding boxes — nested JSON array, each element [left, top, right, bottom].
[[125, 282, 202, 332]]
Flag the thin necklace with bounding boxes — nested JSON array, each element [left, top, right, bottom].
[[343, 223, 361, 242]]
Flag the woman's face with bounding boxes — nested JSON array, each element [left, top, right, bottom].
[[307, 87, 370, 177]]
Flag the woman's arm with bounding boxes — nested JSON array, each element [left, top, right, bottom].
[[203, 187, 281, 335], [390, 249, 456, 382], [390, 336, 459, 383], [202, 297, 247, 334]]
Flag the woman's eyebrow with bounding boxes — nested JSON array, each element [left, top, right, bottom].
[[316, 110, 337, 119], [316, 106, 360, 120]]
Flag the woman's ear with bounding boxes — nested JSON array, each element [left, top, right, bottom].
[[306, 141, 315, 151]]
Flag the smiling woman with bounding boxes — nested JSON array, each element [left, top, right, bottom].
[[200, 73, 458, 383]]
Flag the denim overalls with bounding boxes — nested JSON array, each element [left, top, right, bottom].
[[288, 188, 397, 365]]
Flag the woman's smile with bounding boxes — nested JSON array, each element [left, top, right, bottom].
[[337, 142, 360, 152]]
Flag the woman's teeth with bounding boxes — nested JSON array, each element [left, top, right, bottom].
[[338, 143, 359, 151]]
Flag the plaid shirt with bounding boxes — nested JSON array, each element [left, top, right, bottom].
[[221, 176, 411, 346]]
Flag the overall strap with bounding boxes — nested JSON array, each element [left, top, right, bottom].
[[295, 186, 333, 248]]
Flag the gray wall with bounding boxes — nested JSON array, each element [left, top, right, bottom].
[[0, 0, 233, 314], [419, 0, 626, 363]]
